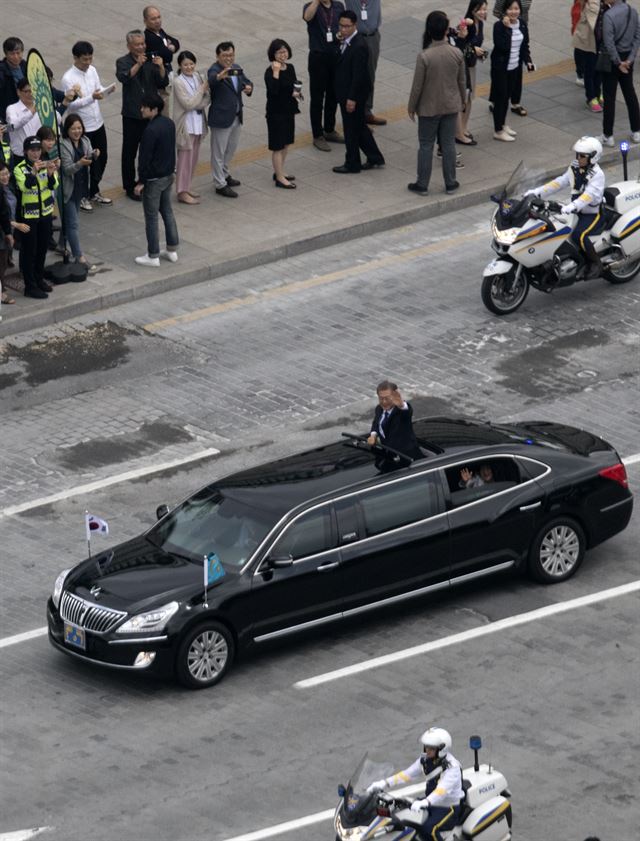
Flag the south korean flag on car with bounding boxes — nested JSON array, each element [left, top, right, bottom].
[[85, 512, 109, 542]]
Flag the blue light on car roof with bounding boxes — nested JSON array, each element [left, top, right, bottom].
[[525, 438, 534, 445]]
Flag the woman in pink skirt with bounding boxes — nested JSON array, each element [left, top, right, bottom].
[[172, 50, 210, 204]]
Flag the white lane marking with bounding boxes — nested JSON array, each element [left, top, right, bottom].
[[223, 784, 425, 841], [295, 580, 640, 689], [0, 448, 220, 519], [0, 829, 52, 841], [623, 453, 640, 466], [0, 627, 48, 650]]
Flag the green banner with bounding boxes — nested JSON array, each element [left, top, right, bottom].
[[26, 48, 58, 134]]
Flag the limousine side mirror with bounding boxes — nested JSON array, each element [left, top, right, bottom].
[[268, 554, 294, 569], [156, 504, 169, 520]]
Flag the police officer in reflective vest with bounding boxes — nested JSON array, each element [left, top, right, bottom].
[[525, 135, 605, 278], [367, 727, 464, 841], [0, 122, 11, 166], [13, 135, 59, 298]]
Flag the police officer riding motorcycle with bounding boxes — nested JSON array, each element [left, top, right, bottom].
[[524, 136, 605, 278]]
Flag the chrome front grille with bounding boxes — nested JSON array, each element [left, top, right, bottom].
[[60, 591, 127, 634]]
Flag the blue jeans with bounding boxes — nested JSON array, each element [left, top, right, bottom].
[[143, 174, 179, 257], [63, 197, 82, 259], [417, 113, 457, 191]]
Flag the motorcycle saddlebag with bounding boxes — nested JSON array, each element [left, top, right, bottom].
[[462, 795, 511, 840]]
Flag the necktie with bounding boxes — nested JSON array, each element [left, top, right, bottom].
[[380, 410, 389, 438]]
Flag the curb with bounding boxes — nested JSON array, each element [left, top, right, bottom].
[[0, 147, 624, 340]]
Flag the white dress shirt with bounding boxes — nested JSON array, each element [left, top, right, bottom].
[[60, 64, 105, 132], [5, 101, 42, 155]]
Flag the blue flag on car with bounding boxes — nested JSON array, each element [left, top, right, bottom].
[[204, 552, 225, 587]]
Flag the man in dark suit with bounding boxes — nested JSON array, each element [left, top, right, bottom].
[[367, 380, 422, 468], [332, 10, 384, 173], [207, 42, 253, 198], [143, 6, 180, 75]]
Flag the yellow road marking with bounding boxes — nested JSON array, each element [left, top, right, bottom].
[[103, 59, 575, 202], [143, 230, 486, 332]]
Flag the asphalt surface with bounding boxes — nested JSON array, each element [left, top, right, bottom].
[[1, 194, 639, 841]]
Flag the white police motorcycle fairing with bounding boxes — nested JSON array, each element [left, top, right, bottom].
[[334, 737, 512, 841], [482, 160, 640, 315]]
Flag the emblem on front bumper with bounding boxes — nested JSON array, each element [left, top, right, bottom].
[[90, 585, 102, 599]]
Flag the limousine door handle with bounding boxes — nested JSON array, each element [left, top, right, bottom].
[[317, 561, 340, 572], [519, 501, 542, 511]]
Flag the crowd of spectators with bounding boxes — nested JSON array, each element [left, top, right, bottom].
[[1, 1, 640, 310]]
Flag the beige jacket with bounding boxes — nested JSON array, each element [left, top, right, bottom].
[[172, 71, 210, 150], [572, 0, 600, 54], [408, 41, 466, 118]]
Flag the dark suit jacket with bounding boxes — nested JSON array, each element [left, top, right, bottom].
[[334, 33, 371, 105], [207, 62, 253, 128], [370, 403, 422, 461], [0, 58, 27, 122], [490, 20, 532, 71], [144, 28, 180, 71]]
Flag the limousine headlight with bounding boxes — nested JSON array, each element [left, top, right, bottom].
[[116, 601, 179, 634], [52, 568, 71, 609]]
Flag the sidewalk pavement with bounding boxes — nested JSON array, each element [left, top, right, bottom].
[[1, 0, 636, 338]]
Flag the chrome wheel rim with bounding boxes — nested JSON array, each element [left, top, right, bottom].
[[187, 630, 228, 682], [610, 259, 640, 281], [539, 525, 580, 577], [491, 274, 526, 310]]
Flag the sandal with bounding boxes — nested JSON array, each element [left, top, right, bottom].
[[511, 104, 528, 116], [1, 293, 16, 304]]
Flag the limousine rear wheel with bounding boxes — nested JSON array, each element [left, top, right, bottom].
[[176, 621, 235, 689], [529, 517, 585, 584]]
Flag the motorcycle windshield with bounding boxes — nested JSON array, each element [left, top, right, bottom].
[[502, 160, 548, 200], [346, 753, 395, 796]]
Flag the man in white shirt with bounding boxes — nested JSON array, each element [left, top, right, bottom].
[[61, 41, 113, 209], [5, 78, 41, 164]]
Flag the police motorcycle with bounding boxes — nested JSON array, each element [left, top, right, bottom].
[[482, 147, 640, 315], [334, 736, 512, 841]]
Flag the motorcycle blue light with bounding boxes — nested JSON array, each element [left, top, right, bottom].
[[337, 785, 346, 797], [620, 141, 630, 153], [469, 735, 482, 750]]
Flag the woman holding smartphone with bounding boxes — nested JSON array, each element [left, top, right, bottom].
[[264, 39, 300, 189], [59, 113, 97, 273]]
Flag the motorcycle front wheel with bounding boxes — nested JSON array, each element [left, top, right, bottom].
[[481, 268, 529, 315], [603, 257, 640, 284]]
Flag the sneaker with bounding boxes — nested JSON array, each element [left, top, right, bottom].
[[503, 125, 517, 137], [436, 148, 462, 159], [445, 181, 460, 195], [313, 136, 331, 152], [407, 182, 428, 196], [91, 193, 112, 205], [598, 95, 604, 105], [160, 249, 178, 263], [599, 134, 614, 147], [587, 98, 603, 113], [494, 130, 516, 142], [631, 132, 640, 143], [576, 75, 584, 86], [323, 130, 345, 143], [80, 197, 93, 212], [135, 254, 160, 267], [456, 159, 465, 169]]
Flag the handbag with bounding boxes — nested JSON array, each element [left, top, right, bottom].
[[463, 43, 477, 68], [596, 4, 633, 74]]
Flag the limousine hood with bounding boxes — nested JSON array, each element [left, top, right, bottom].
[[65, 537, 218, 612]]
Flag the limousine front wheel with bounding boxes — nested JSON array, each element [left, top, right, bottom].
[[176, 622, 235, 689], [529, 517, 585, 584]]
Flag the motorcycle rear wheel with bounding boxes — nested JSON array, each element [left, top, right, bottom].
[[481, 268, 529, 315], [603, 258, 640, 284]]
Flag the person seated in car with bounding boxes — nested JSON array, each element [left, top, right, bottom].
[[459, 463, 494, 488]]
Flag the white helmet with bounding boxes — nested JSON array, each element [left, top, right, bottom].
[[419, 727, 452, 758], [572, 136, 603, 164]]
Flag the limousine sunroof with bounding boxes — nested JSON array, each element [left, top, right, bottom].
[[340, 432, 414, 465]]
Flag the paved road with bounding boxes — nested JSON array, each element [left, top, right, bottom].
[[1, 197, 639, 841]]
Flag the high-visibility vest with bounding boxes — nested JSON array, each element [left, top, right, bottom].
[[13, 160, 59, 219], [1, 138, 10, 165]]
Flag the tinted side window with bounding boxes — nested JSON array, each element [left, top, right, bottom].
[[358, 474, 443, 538], [270, 507, 334, 560], [446, 457, 521, 508]]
